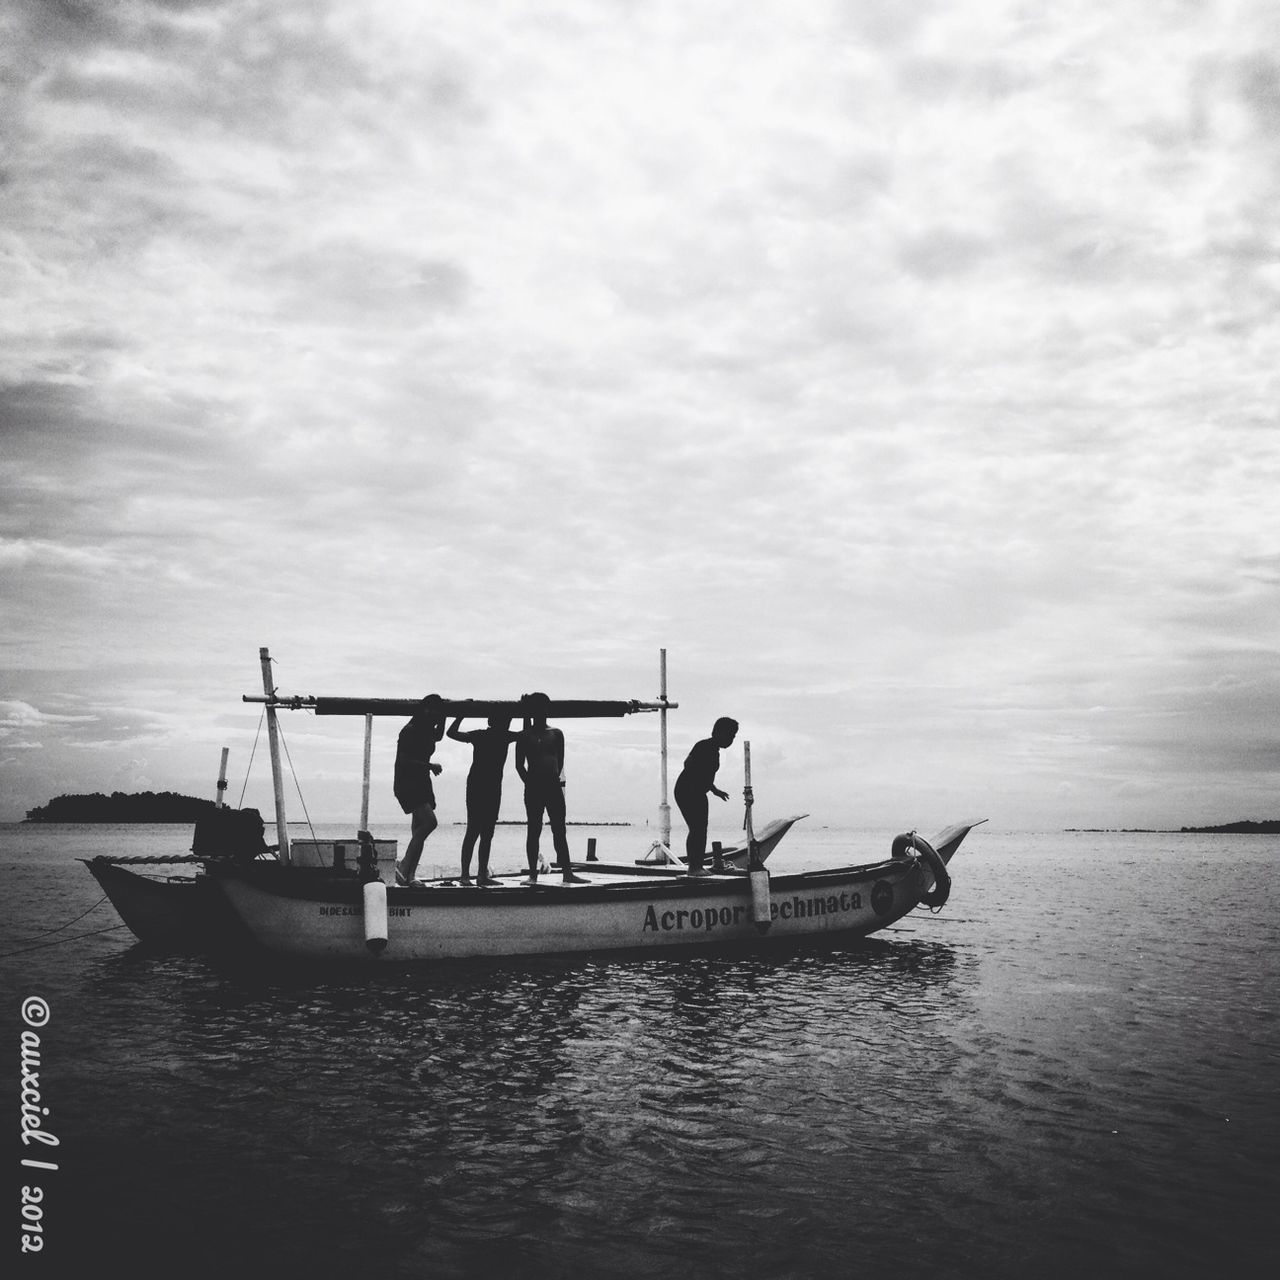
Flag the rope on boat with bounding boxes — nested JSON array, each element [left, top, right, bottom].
[[237, 709, 266, 809], [0, 892, 127, 959], [277, 717, 319, 847], [0, 921, 131, 959], [18, 892, 111, 935], [91, 854, 204, 864], [88, 852, 273, 865], [236, 702, 318, 846]]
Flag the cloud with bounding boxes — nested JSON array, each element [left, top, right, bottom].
[[0, 1, 1276, 827], [0, 700, 97, 731]]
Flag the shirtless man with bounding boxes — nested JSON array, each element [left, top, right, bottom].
[[515, 693, 582, 884], [447, 715, 519, 885]]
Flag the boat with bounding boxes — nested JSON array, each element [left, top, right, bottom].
[[81, 650, 701, 952], [87, 647, 983, 962], [206, 648, 981, 962], [210, 819, 979, 962], [82, 754, 273, 951], [85, 856, 242, 952]]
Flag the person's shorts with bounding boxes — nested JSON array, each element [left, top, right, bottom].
[[395, 776, 436, 815], [675, 781, 708, 829], [467, 777, 502, 827]]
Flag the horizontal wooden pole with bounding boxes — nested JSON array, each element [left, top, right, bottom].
[[242, 695, 676, 718]]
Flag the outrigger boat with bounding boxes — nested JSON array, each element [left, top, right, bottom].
[[83, 748, 272, 951], [214, 649, 980, 962], [87, 648, 984, 961], [81, 647, 760, 951], [211, 819, 977, 962]]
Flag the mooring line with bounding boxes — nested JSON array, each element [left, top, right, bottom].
[[11, 893, 111, 941], [0, 921, 129, 959]]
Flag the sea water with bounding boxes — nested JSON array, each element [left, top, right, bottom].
[[2, 821, 1276, 1279]]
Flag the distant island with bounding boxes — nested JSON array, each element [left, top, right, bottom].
[[1179, 820, 1280, 834], [1065, 820, 1280, 834], [25, 791, 234, 824]]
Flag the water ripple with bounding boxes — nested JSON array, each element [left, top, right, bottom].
[[7, 826, 1279, 1277]]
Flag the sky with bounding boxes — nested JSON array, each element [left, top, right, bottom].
[[2, 0, 1278, 834]]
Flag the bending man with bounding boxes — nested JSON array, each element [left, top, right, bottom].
[[394, 695, 446, 884], [674, 717, 738, 875]]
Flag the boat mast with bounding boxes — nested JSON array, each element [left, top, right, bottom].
[[659, 648, 671, 850], [214, 747, 229, 810], [744, 740, 771, 932], [743, 740, 758, 860], [360, 713, 373, 832], [259, 646, 291, 864]]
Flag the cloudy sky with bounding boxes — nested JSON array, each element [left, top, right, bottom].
[[2, 0, 1277, 834]]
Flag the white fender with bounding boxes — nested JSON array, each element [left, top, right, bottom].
[[363, 878, 389, 954], [750, 867, 772, 933]]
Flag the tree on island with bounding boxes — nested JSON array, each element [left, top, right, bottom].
[[1178, 819, 1280, 835], [1066, 819, 1280, 834], [25, 791, 243, 824]]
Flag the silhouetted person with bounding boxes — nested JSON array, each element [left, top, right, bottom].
[[394, 695, 445, 884], [515, 693, 581, 884], [674, 717, 738, 875], [447, 714, 519, 885]]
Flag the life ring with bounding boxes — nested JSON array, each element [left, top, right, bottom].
[[890, 832, 916, 859], [891, 832, 951, 909]]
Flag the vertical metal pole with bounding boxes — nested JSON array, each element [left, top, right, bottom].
[[744, 740, 770, 929], [259, 646, 291, 864], [658, 648, 671, 852], [360, 713, 373, 832], [215, 747, 229, 809]]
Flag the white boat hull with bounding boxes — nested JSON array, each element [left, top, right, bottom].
[[211, 823, 979, 963]]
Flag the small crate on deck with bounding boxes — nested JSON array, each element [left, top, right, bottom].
[[289, 838, 398, 883]]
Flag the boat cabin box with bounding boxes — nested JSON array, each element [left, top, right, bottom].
[[289, 838, 398, 883]]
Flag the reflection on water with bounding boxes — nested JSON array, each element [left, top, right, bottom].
[[61, 938, 975, 1277], [5, 825, 1278, 1278]]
